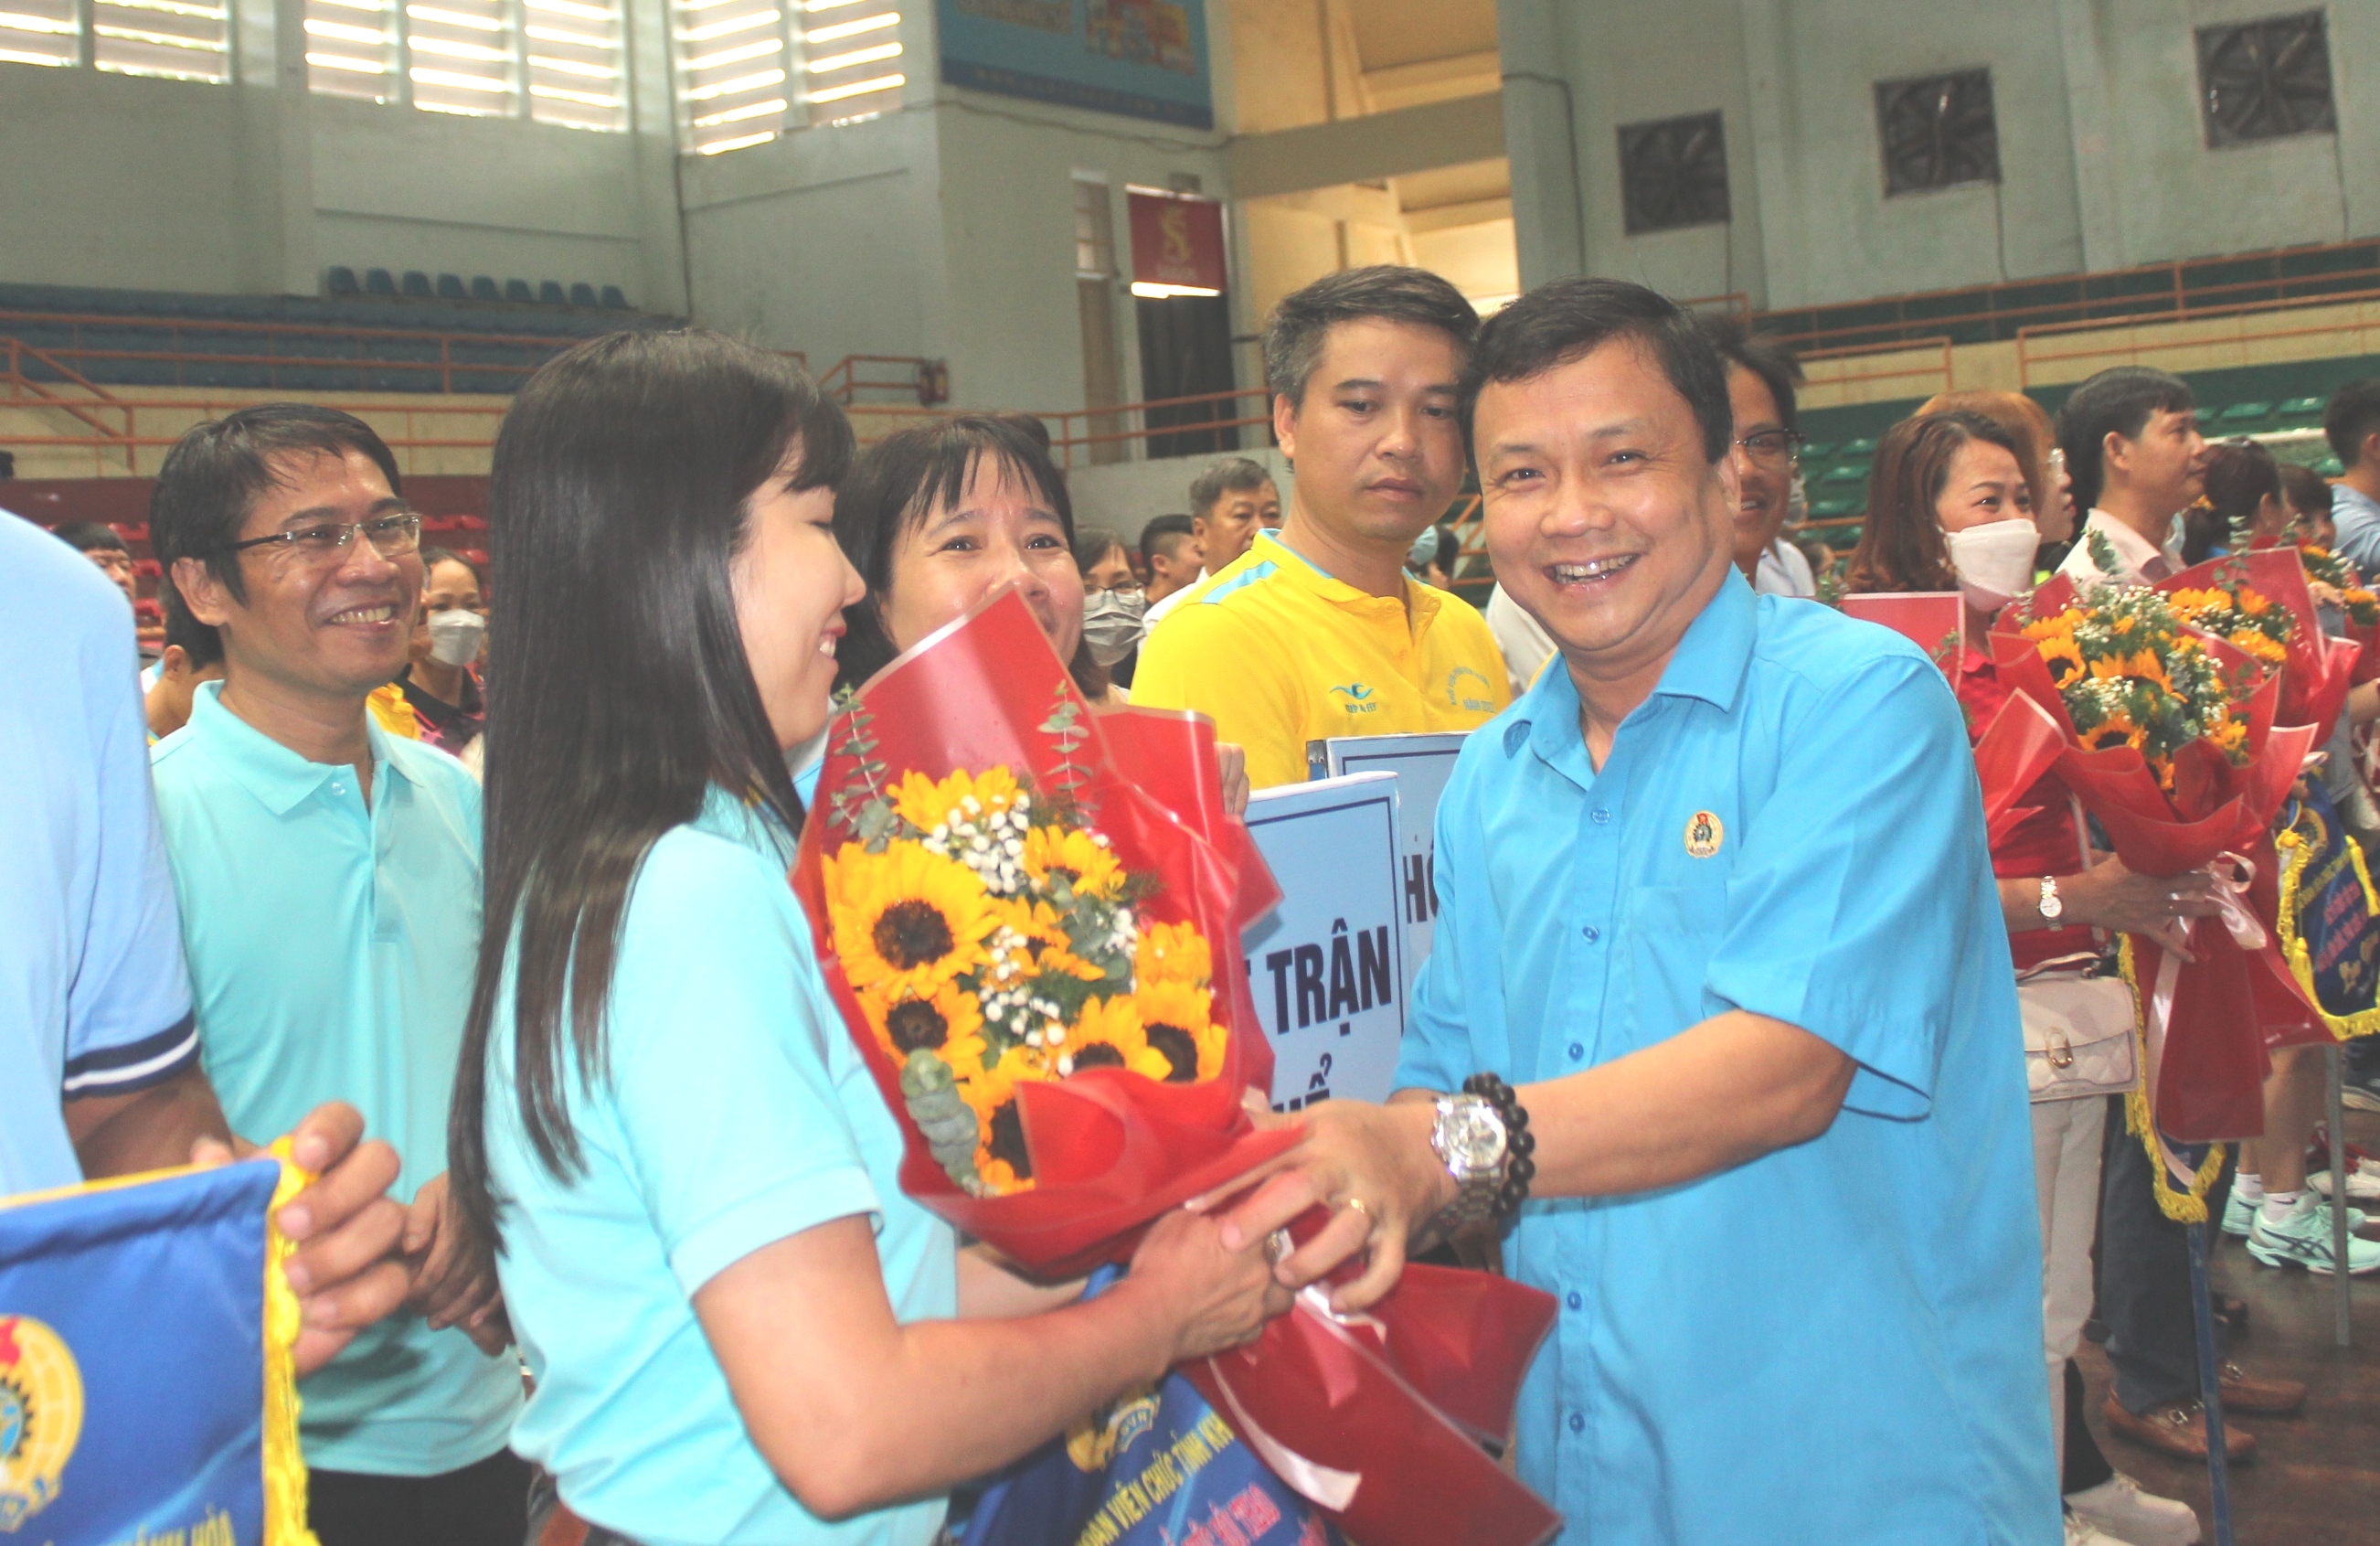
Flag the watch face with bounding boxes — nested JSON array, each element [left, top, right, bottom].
[[2040, 888, 2064, 920], [1443, 1100, 1509, 1174]]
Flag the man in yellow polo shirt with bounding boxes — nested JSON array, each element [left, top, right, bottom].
[[1136, 265, 1508, 786]]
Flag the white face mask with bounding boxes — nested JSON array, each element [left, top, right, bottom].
[[1942, 518, 2041, 612], [1079, 592, 1148, 666], [426, 607, 486, 667]]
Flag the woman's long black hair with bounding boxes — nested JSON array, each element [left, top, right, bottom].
[[832, 413, 1109, 698], [448, 329, 854, 1253]]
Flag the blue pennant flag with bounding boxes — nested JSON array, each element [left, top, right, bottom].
[[0, 1157, 312, 1546]]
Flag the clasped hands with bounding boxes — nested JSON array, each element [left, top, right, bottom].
[[193, 1104, 508, 1374], [1185, 1092, 1454, 1318]]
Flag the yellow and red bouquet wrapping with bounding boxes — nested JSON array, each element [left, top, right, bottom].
[[792, 591, 1563, 1546]]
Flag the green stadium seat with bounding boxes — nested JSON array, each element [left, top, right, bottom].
[[1841, 437, 1878, 456], [1821, 463, 1870, 485], [1824, 525, 1862, 549], [1801, 441, 1837, 461], [2318, 455, 2345, 475], [1809, 496, 1859, 519], [2219, 401, 2272, 424], [2279, 396, 2324, 418], [2195, 408, 2220, 427]]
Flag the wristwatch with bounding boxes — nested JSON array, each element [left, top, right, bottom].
[[1425, 1093, 1511, 1235], [2038, 876, 2064, 922]]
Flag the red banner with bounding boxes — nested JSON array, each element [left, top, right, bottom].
[[1129, 189, 1227, 294]]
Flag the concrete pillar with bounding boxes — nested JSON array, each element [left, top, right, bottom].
[[1497, 0, 1585, 287], [235, 0, 316, 295], [1737, 0, 1794, 311], [624, 0, 691, 315], [2055, 0, 2124, 272]]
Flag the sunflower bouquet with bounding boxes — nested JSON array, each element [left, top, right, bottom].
[[823, 763, 1227, 1196], [2015, 584, 2252, 788], [2298, 543, 2380, 628]]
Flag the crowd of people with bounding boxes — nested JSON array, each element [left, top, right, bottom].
[[15, 260, 2380, 1546]]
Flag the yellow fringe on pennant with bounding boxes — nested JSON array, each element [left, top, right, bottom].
[[2117, 936, 2229, 1224], [2272, 822, 2380, 1041], [263, 1137, 322, 1546]]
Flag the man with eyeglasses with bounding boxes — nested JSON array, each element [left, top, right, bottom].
[[148, 406, 526, 1546], [1694, 315, 1816, 601]]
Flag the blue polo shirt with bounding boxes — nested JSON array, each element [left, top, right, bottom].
[[483, 787, 958, 1546], [1395, 572, 2055, 1545], [1, 510, 199, 1197], [151, 682, 521, 1476]]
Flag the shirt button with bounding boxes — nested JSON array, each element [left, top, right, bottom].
[[1566, 1291, 1582, 1311], [1567, 1041, 1584, 1061], [1567, 1413, 1586, 1433], [1581, 925, 1600, 943], [1590, 806, 1612, 824]]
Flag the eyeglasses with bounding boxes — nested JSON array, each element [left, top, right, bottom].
[[1085, 580, 1145, 598], [1733, 431, 1805, 467], [218, 511, 422, 567]]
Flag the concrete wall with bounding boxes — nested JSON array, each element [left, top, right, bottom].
[[1503, 0, 2380, 308]]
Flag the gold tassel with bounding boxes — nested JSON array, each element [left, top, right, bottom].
[[2117, 936, 2229, 1223], [263, 1137, 321, 1546]]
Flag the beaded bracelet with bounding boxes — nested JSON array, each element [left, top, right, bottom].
[[1461, 1072, 1537, 1218]]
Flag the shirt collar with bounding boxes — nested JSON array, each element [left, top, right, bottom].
[[187, 679, 406, 817], [1248, 531, 1440, 626], [1502, 567, 1759, 765], [2082, 508, 2181, 577]]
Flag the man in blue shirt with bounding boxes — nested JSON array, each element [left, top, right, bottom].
[[151, 408, 525, 1546], [1, 505, 412, 1373], [2324, 378, 2380, 580], [1214, 280, 2056, 1542]]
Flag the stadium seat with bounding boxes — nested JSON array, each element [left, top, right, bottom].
[[1821, 463, 1870, 485], [568, 283, 599, 307], [436, 273, 468, 301], [365, 269, 398, 297], [1809, 497, 1860, 519], [2277, 396, 2323, 418], [1841, 436, 1878, 455], [2318, 455, 2345, 475], [2218, 400, 2271, 425], [1801, 441, 1836, 461], [600, 285, 629, 308], [471, 276, 501, 303], [326, 266, 360, 297], [538, 281, 568, 305], [451, 515, 488, 533], [401, 272, 433, 299]]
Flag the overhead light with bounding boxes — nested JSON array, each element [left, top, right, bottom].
[[1130, 283, 1221, 299]]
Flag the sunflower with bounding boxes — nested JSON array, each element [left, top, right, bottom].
[[993, 896, 1107, 983], [1133, 978, 1224, 1083], [2226, 627, 2287, 666], [1059, 993, 1173, 1081], [2079, 713, 2143, 754], [2035, 632, 2086, 687], [1023, 825, 1126, 900], [826, 839, 998, 998], [1133, 919, 1212, 989], [959, 1047, 1046, 1193], [892, 766, 1025, 833], [861, 980, 988, 1076]]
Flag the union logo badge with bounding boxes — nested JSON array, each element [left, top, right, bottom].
[[1064, 1381, 1160, 1472], [0, 1314, 83, 1530], [1684, 810, 1724, 859]]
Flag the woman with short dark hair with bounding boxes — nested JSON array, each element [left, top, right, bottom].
[[448, 332, 1279, 1546]]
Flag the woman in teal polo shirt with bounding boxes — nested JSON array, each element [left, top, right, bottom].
[[445, 330, 1282, 1546]]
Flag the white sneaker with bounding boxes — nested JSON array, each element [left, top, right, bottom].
[[2067, 1514, 2124, 1546], [2247, 1193, 2380, 1274], [2309, 1156, 2380, 1204], [2065, 1472, 2202, 1546]]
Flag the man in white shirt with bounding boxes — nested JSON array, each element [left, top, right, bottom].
[[1694, 314, 1816, 600], [2054, 367, 2202, 587], [1142, 457, 1281, 629]]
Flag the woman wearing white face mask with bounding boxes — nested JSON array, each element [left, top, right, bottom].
[[1847, 411, 2214, 1546], [1072, 525, 1149, 692], [399, 545, 488, 757]]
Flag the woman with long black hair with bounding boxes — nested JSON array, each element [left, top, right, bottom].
[[447, 332, 1281, 1546]]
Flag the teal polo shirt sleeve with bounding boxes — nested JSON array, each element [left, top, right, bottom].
[[1699, 653, 1972, 1119], [604, 825, 885, 1295]]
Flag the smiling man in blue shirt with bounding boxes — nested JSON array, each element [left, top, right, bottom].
[[150, 407, 525, 1546], [1214, 280, 2054, 1543]]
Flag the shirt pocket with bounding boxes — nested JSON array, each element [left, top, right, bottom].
[[1614, 879, 1728, 1054]]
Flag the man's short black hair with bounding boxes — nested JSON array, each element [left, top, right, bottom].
[[1459, 278, 1734, 464], [1186, 457, 1273, 521], [1263, 265, 1480, 406], [2054, 367, 2194, 512], [52, 519, 127, 554], [150, 403, 403, 608], [1693, 312, 1805, 432], [1139, 512, 1196, 560], [2324, 379, 2380, 469]]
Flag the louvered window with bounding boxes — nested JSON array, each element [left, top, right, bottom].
[[1, 0, 231, 81], [303, 0, 625, 127], [676, 0, 902, 155]]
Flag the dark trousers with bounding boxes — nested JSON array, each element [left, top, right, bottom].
[[2098, 1095, 2236, 1415], [311, 1447, 532, 1546], [2063, 1358, 2113, 1495]]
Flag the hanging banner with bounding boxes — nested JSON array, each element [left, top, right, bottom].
[[1127, 190, 1227, 294], [938, 0, 1214, 130], [1308, 733, 1468, 997], [1241, 773, 1406, 1111]]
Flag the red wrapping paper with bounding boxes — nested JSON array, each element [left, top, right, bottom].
[[791, 589, 1561, 1544], [1991, 588, 2319, 1138]]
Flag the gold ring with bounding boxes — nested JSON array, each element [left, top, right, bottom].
[[1342, 1197, 1370, 1218]]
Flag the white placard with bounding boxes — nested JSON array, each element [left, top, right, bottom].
[[1307, 731, 1467, 995], [1241, 773, 1406, 1110]]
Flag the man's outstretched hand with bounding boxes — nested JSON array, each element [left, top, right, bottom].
[[193, 1102, 410, 1376]]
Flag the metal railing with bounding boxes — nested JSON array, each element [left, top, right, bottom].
[[1796, 336, 1956, 407], [1045, 385, 1272, 468], [2016, 286, 2380, 387]]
